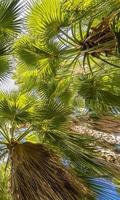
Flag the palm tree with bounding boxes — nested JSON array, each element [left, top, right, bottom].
[[0, 91, 119, 199], [25, 0, 120, 69], [0, 0, 119, 199], [12, 0, 120, 125]]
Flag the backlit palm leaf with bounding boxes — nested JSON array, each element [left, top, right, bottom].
[[0, 0, 23, 81], [4, 0, 120, 199], [0, 0, 23, 36], [0, 92, 119, 199], [14, 35, 65, 79], [78, 70, 120, 114], [27, 0, 68, 42]]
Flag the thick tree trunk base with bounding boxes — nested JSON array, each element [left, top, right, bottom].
[[10, 142, 90, 200]]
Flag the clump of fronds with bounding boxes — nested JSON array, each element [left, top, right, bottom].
[[10, 142, 92, 200], [81, 13, 117, 57]]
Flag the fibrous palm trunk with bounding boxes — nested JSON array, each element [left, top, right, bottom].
[[9, 142, 90, 200], [90, 116, 120, 134]]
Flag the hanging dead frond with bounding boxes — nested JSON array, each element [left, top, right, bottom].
[[90, 116, 120, 134], [81, 13, 118, 57], [10, 142, 92, 200]]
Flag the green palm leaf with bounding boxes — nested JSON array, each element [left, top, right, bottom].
[[27, 0, 68, 42], [0, 0, 23, 81], [78, 72, 120, 114], [0, 0, 23, 36], [0, 91, 34, 124]]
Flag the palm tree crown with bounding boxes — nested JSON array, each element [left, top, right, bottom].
[[0, 0, 120, 199]]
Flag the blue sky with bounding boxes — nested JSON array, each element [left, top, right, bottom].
[[91, 178, 120, 200]]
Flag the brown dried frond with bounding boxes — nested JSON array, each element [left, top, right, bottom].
[[90, 116, 120, 134], [82, 13, 117, 57], [10, 142, 91, 200]]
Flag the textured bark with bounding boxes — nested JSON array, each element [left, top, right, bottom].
[[90, 116, 120, 134], [10, 142, 90, 200]]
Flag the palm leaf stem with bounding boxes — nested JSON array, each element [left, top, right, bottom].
[[17, 127, 33, 141], [0, 127, 10, 142], [71, 24, 81, 44], [98, 56, 120, 68], [90, 56, 102, 69], [87, 55, 93, 75], [58, 35, 76, 47], [79, 21, 83, 40], [60, 28, 78, 45]]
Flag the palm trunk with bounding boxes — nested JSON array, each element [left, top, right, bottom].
[[90, 116, 120, 134], [9, 142, 90, 200]]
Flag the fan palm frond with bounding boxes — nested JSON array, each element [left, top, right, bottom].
[[0, 0, 24, 37], [0, 91, 35, 124], [26, 0, 69, 42], [0, 56, 10, 81], [78, 71, 120, 114], [1, 1, 120, 199], [0, 91, 119, 199], [62, 0, 120, 22], [0, 0, 23, 81], [38, 129, 120, 178], [33, 98, 71, 130], [14, 35, 65, 79]]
